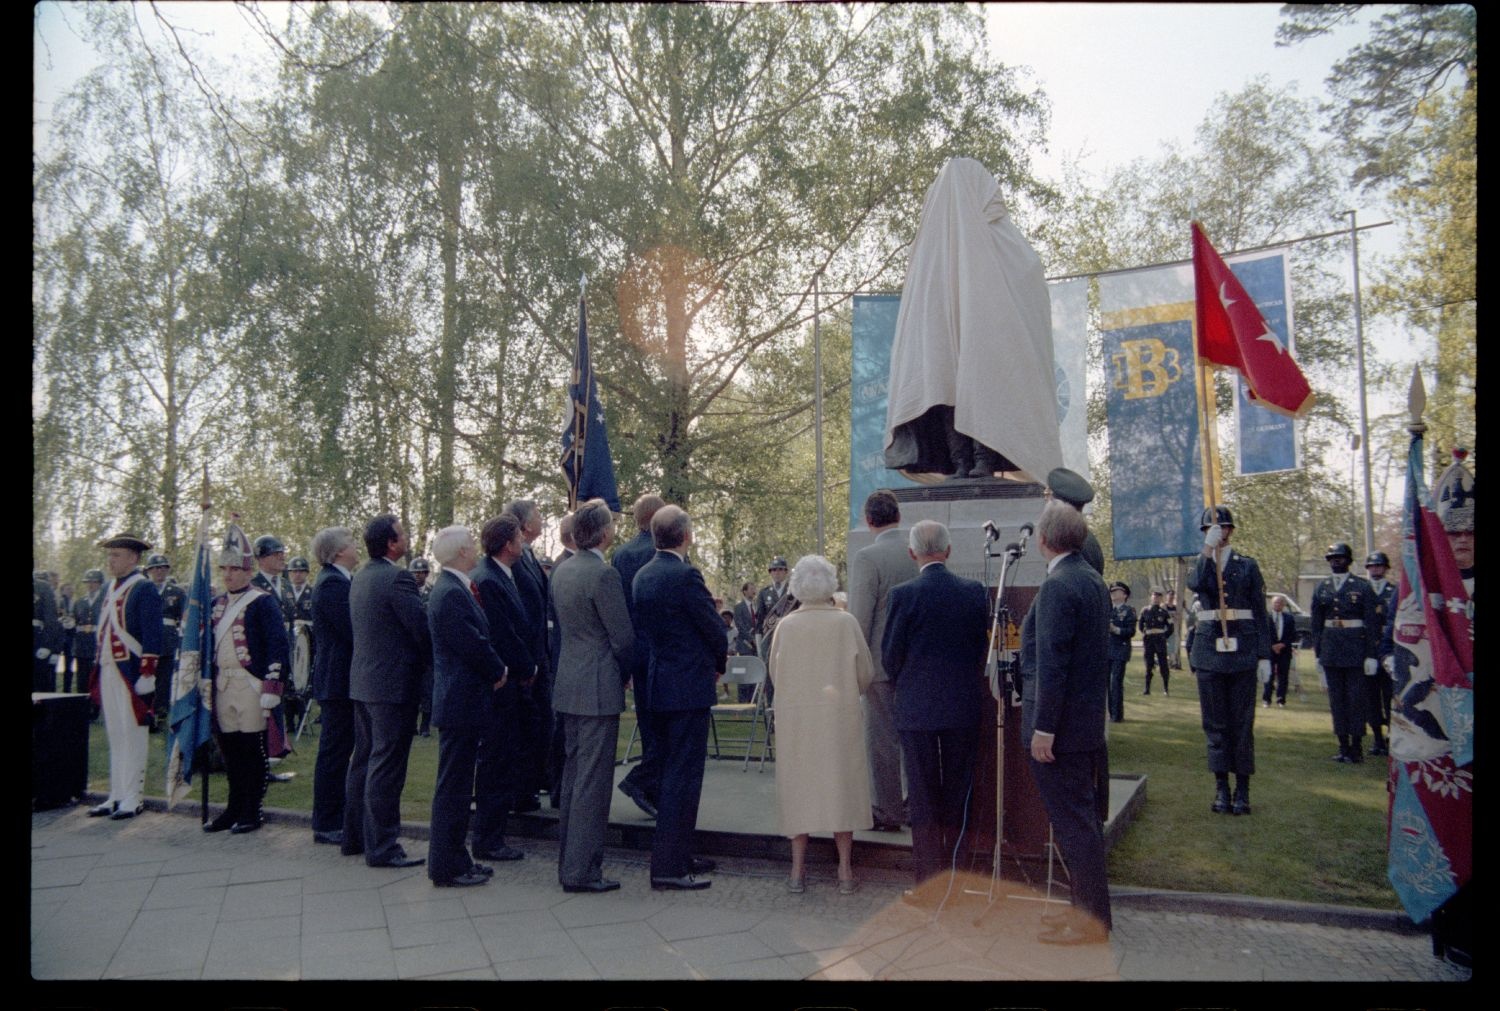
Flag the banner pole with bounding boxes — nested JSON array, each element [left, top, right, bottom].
[[1192, 297, 1231, 643]]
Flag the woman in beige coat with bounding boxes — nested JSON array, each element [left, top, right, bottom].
[[767, 555, 874, 893]]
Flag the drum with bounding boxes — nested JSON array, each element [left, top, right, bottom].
[[292, 624, 312, 693]]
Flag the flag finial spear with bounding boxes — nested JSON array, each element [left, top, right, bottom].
[[580, 272, 587, 296], [1406, 366, 1427, 435]]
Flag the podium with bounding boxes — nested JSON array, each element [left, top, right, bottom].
[[32, 692, 90, 810]]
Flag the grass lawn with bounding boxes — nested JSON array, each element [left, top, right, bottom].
[[81, 662, 1403, 910]]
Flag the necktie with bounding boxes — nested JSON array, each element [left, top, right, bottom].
[[470, 582, 483, 607]]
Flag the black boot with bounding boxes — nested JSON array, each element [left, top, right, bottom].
[[1211, 776, 1231, 814], [1349, 737, 1364, 764], [1370, 729, 1388, 756], [1231, 776, 1251, 816], [1332, 735, 1351, 762]]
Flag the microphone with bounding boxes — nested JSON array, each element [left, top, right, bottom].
[[1016, 522, 1034, 555], [982, 520, 1000, 542], [1003, 542, 1021, 559]]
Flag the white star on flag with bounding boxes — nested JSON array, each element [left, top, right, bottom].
[[1256, 326, 1286, 354], [1218, 282, 1236, 312], [1447, 597, 1466, 614]]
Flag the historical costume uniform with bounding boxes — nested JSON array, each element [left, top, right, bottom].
[[204, 530, 289, 834], [1187, 507, 1268, 815], [1138, 592, 1172, 695], [286, 557, 316, 736], [1310, 543, 1379, 763], [87, 535, 163, 819]]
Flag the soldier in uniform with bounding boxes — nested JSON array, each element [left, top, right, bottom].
[[32, 570, 63, 693], [411, 557, 435, 737], [1187, 506, 1269, 815], [1310, 543, 1379, 764], [69, 570, 105, 695], [57, 581, 76, 690], [286, 556, 316, 737], [1364, 551, 1396, 756], [144, 554, 188, 731], [1045, 468, 1106, 576], [1164, 589, 1182, 669], [252, 535, 298, 777], [1106, 581, 1136, 722], [754, 558, 790, 652], [1138, 588, 1172, 696]]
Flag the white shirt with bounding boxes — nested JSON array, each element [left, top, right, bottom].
[[1046, 550, 1074, 574]]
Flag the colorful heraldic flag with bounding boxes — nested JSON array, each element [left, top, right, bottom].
[[1386, 434, 1472, 923], [1192, 222, 1314, 418], [559, 297, 620, 512], [165, 509, 216, 808]]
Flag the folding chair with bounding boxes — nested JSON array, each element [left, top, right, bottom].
[[709, 655, 773, 770]]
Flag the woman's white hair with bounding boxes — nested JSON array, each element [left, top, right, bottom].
[[788, 554, 838, 603]]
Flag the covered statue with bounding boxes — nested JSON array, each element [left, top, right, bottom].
[[882, 157, 1063, 483]]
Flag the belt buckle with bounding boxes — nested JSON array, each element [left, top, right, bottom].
[[1215, 636, 1239, 652]]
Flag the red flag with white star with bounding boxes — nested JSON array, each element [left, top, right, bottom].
[[1192, 221, 1315, 418]]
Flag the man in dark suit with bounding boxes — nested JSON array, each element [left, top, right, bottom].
[[1263, 594, 1297, 708], [308, 527, 359, 846], [343, 513, 429, 868], [550, 499, 636, 893], [611, 492, 666, 817], [847, 489, 918, 832], [880, 520, 989, 898], [471, 513, 539, 863], [505, 499, 554, 812], [425, 526, 506, 888], [633, 505, 728, 890], [1021, 501, 1113, 945], [1045, 468, 1106, 575]]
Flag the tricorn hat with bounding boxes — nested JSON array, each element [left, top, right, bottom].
[[98, 533, 151, 553]]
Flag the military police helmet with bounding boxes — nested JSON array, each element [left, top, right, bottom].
[[83, 568, 105, 583], [768, 557, 789, 572], [288, 556, 310, 572], [1199, 505, 1234, 531], [1364, 551, 1390, 568], [410, 557, 431, 573], [253, 535, 286, 558], [145, 553, 170, 570], [1324, 542, 1354, 561]]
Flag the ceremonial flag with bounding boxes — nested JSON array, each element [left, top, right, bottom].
[[165, 505, 216, 809], [1192, 221, 1315, 418], [1386, 419, 1472, 924], [560, 297, 620, 511]]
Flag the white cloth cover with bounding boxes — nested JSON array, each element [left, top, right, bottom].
[[882, 157, 1063, 483]]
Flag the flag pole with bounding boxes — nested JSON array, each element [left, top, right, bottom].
[[1190, 222, 1230, 643], [569, 279, 586, 511], [199, 463, 211, 825]]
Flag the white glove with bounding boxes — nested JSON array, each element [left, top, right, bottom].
[[260, 692, 281, 710], [1364, 658, 1378, 677], [198, 680, 213, 711], [1204, 524, 1225, 549], [134, 675, 156, 696], [1257, 659, 1271, 684], [35, 648, 51, 660], [1383, 654, 1395, 675]]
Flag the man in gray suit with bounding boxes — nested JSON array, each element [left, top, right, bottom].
[[549, 499, 636, 893], [847, 489, 916, 831], [343, 513, 430, 868]]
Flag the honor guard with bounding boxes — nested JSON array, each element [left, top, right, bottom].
[[1138, 588, 1172, 695], [1364, 551, 1396, 755], [1311, 542, 1379, 763], [69, 569, 105, 696], [754, 558, 790, 645], [144, 554, 188, 730], [1046, 468, 1106, 575], [1187, 506, 1269, 816], [33, 570, 63, 694], [409, 557, 435, 737], [1106, 581, 1136, 722], [252, 535, 298, 775], [286, 556, 315, 734]]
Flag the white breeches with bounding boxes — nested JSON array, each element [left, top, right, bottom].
[[215, 669, 267, 734], [100, 656, 147, 808]]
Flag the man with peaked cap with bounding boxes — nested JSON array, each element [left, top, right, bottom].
[[1363, 551, 1396, 755], [754, 558, 791, 645], [69, 569, 105, 695], [285, 555, 315, 735], [32, 570, 63, 694], [1105, 581, 1136, 723], [87, 534, 163, 819], [252, 535, 298, 775], [144, 553, 187, 731], [1138, 588, 1172, 696], [201, 526, 290, 834], [1311, 542, 1379, 764], [1045, 468, 1105, 575], [1187, 506, 1269, 816]]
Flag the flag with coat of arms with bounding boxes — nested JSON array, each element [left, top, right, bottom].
[[560, 295, 621, 511], [165, 505, 218, 808]]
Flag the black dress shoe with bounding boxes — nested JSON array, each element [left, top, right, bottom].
[[871, 821, 902, 832], [689, 856, 717, 874], [563, 878, 621, 894], [469, 863, 494, 876], [618, 781, 658, 819], [370, 853, 425, 868], [312, 829, 345, 846], [88, 801, 117, 818], [110, 803, 144, 820], [651, 875, 710, 891], [204, 814, 235, 834], [476, 845, 524, 862], [1038, 923, 1109, 946], [230, 820, 262, 834], [1211, 782, 1231, 814], [340, 845, 366, 857], [433, 871, 489, 887], [512, 796, 541, 814]]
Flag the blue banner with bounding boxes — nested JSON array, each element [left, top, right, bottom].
[[849, 295, 919, 529], [560, 298, 620, 512], [1102, 318, 1205, 559], [1230, 253, 1299, 475]]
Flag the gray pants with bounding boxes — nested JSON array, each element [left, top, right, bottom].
[[863, 679, 906, 825], [556, 713, 619, 887]]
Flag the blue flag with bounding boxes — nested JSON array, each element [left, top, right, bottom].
[[165, 509, 216, 807], [560, 297, 620, 511]]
